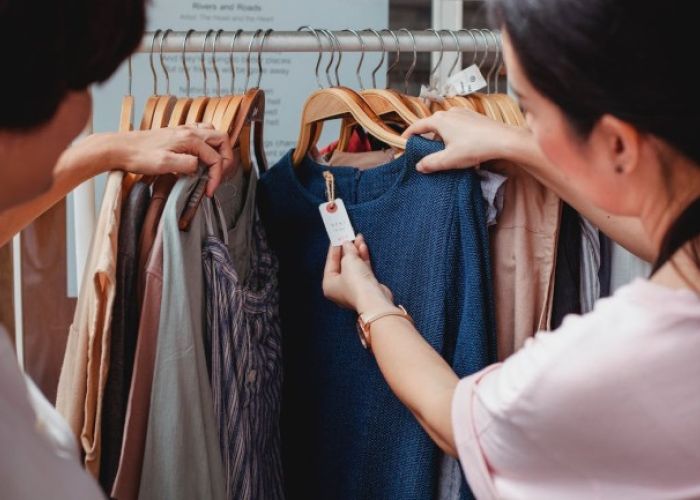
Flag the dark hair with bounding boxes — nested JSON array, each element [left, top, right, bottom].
[[490, 0, 699, 272], [0, 0, 146, 130]]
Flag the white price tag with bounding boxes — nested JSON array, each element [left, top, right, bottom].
[[443, 64, 487, 97], [319, 198, 356, 246]]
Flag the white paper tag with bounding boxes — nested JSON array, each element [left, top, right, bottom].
[[419, 84, 445, 103], [443, 64, 487, 97], [319, 198, 356, 246]]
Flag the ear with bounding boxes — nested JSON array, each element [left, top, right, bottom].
[[592, 114, 641, 175]]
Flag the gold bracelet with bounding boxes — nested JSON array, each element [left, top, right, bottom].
[[356, 305, 413, 350]]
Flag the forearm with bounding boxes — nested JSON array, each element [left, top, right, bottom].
[[0, 133, 119, 246], [369, 315, 460, 457], [502, 128, 654, 262]]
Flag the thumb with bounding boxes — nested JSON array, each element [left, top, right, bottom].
[[416, 150, 455, 173]]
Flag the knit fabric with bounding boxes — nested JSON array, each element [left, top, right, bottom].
[[258, 136, 496, 500]]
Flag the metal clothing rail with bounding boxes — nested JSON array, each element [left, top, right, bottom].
[[136, 29, 501, 54]]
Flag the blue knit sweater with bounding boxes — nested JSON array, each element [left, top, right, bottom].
[[258, 136, 496, 500]]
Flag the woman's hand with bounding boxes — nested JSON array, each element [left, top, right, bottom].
[[402, 108, 525, 173], [322, 235, 395, 315], [109, 123, 235, 196]]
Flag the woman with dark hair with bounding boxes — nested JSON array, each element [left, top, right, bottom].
[[0, 1, 233, 497], [323, 1, 700, 497]]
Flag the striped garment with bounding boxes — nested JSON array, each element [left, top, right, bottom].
[[202, 200, 284, 500]]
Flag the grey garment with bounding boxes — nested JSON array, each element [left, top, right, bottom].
[[138, 170, 226, 500], [203, 187, 284, 500], [438, 456, 466, 500], [477, 170, 507, 227], [579, 217, 601, 314], [610, 242, 652, 292]]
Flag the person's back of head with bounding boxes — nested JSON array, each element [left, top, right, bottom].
[[0, 0, 146, 130]]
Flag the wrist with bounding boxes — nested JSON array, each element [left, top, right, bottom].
[[355, 288, 394, 316]]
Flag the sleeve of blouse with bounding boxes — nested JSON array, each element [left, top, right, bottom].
[[451, 319, 591, 499]]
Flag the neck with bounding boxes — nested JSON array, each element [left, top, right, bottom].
[[638, 154, 700, 261]]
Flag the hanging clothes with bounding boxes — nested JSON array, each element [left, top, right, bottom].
[[138, 171, 226, 500], [610, 242, 652, 292], [111, 220, 165, 500], [487, 160, 561, 359], [202, 171, 284, 500], [56, 170, 124, 477], [579, 216, 601, 314], [259, 136, 496, 500], [550, 203, 582, 329], [100, 180, 150, 495]]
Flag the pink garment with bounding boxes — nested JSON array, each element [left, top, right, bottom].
[[452, 279, 700, 499]]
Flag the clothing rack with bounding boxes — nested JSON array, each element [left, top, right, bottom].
[[136, 29, 501, 54]]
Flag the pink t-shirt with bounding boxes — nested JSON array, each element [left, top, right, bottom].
[[452, 279, 700, 499]]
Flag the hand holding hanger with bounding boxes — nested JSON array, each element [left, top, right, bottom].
[[402, 108, 525, 172]]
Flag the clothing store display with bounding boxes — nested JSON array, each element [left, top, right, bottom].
[[56, 170, 124, 477], [100, 181, 150, 495], [452, 279, 700, 500], [138, 172, 226, 500], [579, 216, 601, 314], [203, 181, 284, 500], [550, 203, 581, 329], [137, 174, 176, 303], [487, 160, 561, 359], [111, 223, 165, 500], [1, 328, 105, 500], [259, 136, 496, 500], [610, 243, 652, 292]]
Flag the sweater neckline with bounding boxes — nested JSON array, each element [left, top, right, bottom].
[[279, 137, 427, 211]]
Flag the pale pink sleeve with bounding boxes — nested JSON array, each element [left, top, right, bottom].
[[451, 364, 502, 500]]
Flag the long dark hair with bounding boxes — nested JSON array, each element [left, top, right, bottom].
[[490, 0, 700, 274]]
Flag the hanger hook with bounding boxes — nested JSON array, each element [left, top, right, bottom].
[[319, 29, 338, 87], [298, 26, 324, 89], [382, 29, 400, 89], [479, 29, 494, 93], [127, 56, 133, 96], [160, 29, 173, 95], [486, 30, 502, 93], [201, 29, 214, 96], [256, 29, 273, 88], [229, 29, 243, 94], [182, 29, 194, 97], [245, 29, 263, 91], [149, 29, 163, 95], [457, 29, 478, 67], [211, 29, 224, 96], [329, 31, 343, 87], [426, 28, 444, 89], [399, 28, 417, 94], [365, 29, 386, 89], [475, 29, 490, 68], [342, 29, 365, 90], [444, 30, 461, 78]]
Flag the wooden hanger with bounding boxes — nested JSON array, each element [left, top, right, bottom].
[[334, 29, 418, 152], [292, 87, 407, 166], [357, 29, 418, 125]]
